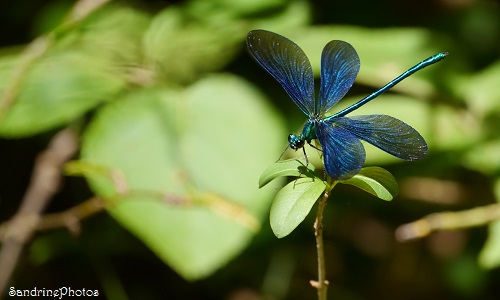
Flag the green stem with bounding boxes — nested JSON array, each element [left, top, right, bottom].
[[312, 187, 330, 300]]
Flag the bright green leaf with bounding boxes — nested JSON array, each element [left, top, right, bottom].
[[339, 167, 398, 201], [252, 0, 311, 32], [270, 178, 326, 238], [143, 7, 245, 84], [187, 0, 286, 17], [464, 140, 500, 175], [81, 74, 286, 280], [463, 61, 500, 117], [62, 6, 151, 65], [259, 158, 320, 188], [0, 52, 124, 137]]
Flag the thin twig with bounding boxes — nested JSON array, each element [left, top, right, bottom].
[[0, 197, 104, 239], [0, 128, 79, 295], [310, 188, 330, 300], [0, 185, 261, 242], [38, 197, 105, 233], [0, 189, 192, 243], [396, 203, 500, 241]]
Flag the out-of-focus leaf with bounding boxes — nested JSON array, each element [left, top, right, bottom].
[[337, 94, 431, 165], [479, 179, 500, 269], [445, 254, 487, 296], [59, 6, 151, 65], [462, 62, 500, 117], [0, 52, 124, 137], [81, 74, 286, 280], [252, 0, 311, 32], [340, 94, 480, 164], [259, 158, 320, 188], [187, 0, 286, 17], [0, 6, 153, 137], [143, 7, 245, 84], [430, 105, 481, 151], [270, 178, 326, 238], [463, 140, 500, 175], [287, 26, 447, 99], [339, 167, 398, 201]]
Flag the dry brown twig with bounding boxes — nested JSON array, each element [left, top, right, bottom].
[[0, 128, 79, 295]]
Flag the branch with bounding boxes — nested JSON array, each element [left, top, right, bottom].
[[39, 197, 106, 233], [395, 203, 500, 242], [0, 128, 78, 295], [0, 186, 261, 243]]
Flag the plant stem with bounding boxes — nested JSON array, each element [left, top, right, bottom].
[[312, 188, 330, 300]]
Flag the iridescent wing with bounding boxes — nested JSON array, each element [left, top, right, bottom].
[[318, 41, 360, 115], [328, 115, 428, 160], [315, 120, 365, 180], [247, 30, 315, 115]]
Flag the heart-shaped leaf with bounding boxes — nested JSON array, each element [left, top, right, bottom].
[[81, 74, 286, 280]]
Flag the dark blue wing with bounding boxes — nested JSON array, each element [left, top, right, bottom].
[[328, 115, 427, 160], [318, 41, 360, 115], [247, 30, 315, 115], [315, 120, 365, 180]]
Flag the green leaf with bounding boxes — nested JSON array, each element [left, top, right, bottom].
[[340, 94, 479, 160], [0, 7, 152, 138], [252, 0, 312, 32], [81, 74, 286, 280], [61, 6, 151, 65], [338, 94, 431, 164], [462, 61, 500, 117], [259, 158, 320, 188], [478, 179, 500, 269], [463, 140, 500, 175], [0, 52, 124, 137], [288, 26, 446, 99], [143, 7, 245, 84], [339, 167, 398, 201], [187, 0, 286, 17], [270, 178, 326, 238]]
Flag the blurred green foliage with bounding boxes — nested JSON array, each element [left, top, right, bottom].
[[1, 0, 500, 299]]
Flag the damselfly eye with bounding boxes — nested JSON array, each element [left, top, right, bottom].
[[288, 134, 304, 150]]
